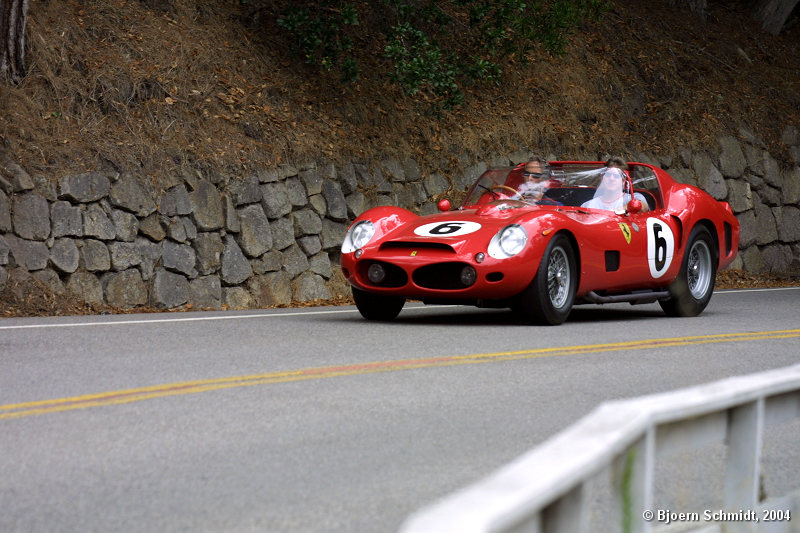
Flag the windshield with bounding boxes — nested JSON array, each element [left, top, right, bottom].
[[462, 168, 520, 207], [462, 163, 661, 211]]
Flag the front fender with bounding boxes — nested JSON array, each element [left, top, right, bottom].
[[348, 206, 418, 241]]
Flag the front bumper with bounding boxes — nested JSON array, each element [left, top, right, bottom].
[[341, 245, 540, 301]]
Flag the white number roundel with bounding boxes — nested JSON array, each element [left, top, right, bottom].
[[646, 218, 675, 279], [414, 221, 482, 237]]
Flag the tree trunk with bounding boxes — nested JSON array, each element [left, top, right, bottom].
[[753, 0, 800, 35], [0, 0, 30, 84]]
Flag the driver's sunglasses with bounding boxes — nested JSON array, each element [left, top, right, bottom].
[[523, 171, 545, 179]]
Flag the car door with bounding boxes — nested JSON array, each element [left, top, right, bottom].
[[616, 209, 680, 290], [576, 208, 679, 294]]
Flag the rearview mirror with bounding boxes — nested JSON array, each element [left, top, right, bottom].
[[627, 198, 643, 214]]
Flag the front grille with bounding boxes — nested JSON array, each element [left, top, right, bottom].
[[358, 260, 408, 288], [413, 262, 472, 290]]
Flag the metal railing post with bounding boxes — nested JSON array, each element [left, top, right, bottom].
[[541, 484, 586, 533], [724, 399, 764, 533], [610, 429, 655, 533]]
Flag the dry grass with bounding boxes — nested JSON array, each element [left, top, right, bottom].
[[1, 0, 798, 191]]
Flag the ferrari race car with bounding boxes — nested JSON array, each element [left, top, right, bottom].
[[340, 161, 740, 325]]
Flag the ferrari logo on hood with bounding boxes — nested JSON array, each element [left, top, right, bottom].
[[619, 223, 632, 244]]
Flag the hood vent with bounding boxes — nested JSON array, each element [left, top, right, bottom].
[[379, 241, 456, 253]]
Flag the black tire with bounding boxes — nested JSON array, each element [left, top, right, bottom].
[[659, 225, 717, 317], [352, 287, 405, 321], [517, 234, 577, 325]]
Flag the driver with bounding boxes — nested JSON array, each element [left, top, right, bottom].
[[516, 156, 561, 206]]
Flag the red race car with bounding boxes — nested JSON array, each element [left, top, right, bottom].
[[340, 161, 740, 325]]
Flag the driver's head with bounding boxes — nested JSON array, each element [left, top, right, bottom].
[[599, 167, 625, 194], [522, 156, 550, 182], [599, 156, 628, 194]]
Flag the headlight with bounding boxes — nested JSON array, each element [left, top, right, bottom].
[[342, 220, 376, 253], [488, 224, 527, 259]]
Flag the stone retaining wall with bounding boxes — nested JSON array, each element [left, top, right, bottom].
[[1, 125, 799, 310]]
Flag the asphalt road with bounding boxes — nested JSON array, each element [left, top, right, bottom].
[[1, 287, 799, 532]]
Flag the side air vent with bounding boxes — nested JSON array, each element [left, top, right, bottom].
[[724, 222, 733, 256], [605, 250, 620, 272]]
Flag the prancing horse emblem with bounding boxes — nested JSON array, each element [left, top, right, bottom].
[[619, 223, 632, 244]]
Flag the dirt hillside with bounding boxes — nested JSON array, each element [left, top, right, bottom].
[[1, 0, 799, 316], [2, 0, 799, 181]]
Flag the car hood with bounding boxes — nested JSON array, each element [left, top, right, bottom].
[[375, 204, 545, 253]]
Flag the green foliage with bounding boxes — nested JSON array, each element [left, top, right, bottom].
[[275, 0, 608, 109], [620, 448, 636, 533], [384, 22, 463, 109], [276, 2, 361, 82], [460, 0, 608, 57]]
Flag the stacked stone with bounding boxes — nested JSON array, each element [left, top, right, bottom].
[[0, 157, 446, 310], [634, 126, 800, 274], [2, 131, 799, 311], [1, 165, 351, 309]]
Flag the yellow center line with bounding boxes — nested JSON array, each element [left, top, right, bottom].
[[3, 329, 799, 421]]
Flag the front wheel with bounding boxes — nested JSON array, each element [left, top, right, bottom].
[[517, 234, 577, 325], [659, 225, 717, 317], [352, 287, 405, 321]]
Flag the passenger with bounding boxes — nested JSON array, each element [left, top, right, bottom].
[[581, 157, 649, 211], [516, 156, 561, 206]]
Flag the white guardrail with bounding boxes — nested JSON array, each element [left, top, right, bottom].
[[400, 364, 800, 533]]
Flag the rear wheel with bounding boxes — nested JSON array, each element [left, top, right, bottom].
[[659, 225, 717, 317], [517, 234, 577, 325], [352, 287, 405, 321]]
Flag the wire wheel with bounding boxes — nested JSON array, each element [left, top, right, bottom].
[[659, 225, 717, 317], [687, 239, 713, 300], [517, 233, 577, 325], [547, 246, 571, 310]]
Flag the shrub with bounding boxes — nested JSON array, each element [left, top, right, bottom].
[[274, 0, 608, 110]]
